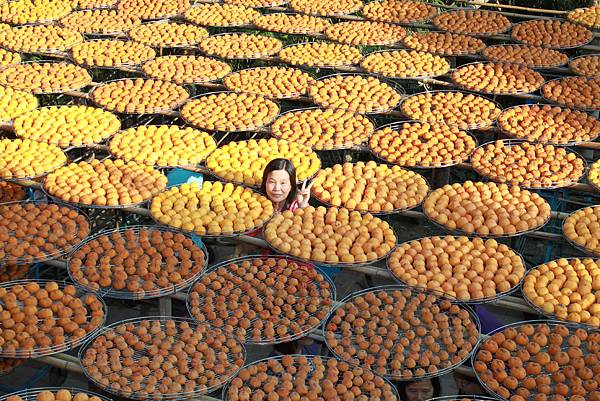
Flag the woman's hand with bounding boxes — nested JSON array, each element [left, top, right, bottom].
[[297, 179, 313, 208]]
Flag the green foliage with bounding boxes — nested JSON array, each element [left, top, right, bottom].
[[427, 0, 456, 5], [471, 0, 588, 10], [508, 0, 588, 10], [429, 0, 589, 10]]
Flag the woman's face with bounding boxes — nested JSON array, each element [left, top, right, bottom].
[[265, 169, 292, 205], [405, 380, 434, 401]]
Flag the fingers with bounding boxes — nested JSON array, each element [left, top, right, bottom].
[[300, 179, 314, 192]]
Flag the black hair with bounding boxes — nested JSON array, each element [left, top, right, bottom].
[[272, 341, 299, 355], [396, 377, 441, 401], [453, 370, 485, 395], [261, 158, 298, 211]]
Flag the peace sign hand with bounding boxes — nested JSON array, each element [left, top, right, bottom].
[[297, 179, 313, 208]]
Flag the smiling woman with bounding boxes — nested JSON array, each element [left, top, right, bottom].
[[263, 160, 297, 212], [261, 158, 311, 212], [233, 157, 312, 257]]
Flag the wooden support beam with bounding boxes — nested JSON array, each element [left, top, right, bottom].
[[64, 90, 90, 100], [37, 355, 83, 374], [451, 0, 567, 14]]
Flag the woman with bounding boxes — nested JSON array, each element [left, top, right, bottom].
[[397, 377, 441, 401], [261, 158, 312, 212], [234, 158, 311, 257], [260, 158, 341, 284]]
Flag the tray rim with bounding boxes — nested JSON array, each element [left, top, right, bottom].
[[186, 253, 337, 345], [66, 224, 209, 300], [322, 284, 482, 381]]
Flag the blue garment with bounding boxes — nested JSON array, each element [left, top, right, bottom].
[[299, 342, 321, 356], [166, 168, 203, 187], [315, 264, 340, 280], [268, 341, 322, 357], [166, 168, 205, 251], [191, 234, 204, 249], [474, 304, 503, 334]]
